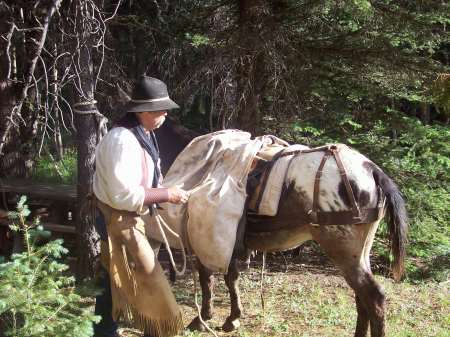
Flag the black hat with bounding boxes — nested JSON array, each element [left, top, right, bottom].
[[125, 76, 179, 113]]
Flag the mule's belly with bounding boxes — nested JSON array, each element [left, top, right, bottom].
[[245, 225, 312, 252]]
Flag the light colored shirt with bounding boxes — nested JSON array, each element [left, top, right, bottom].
[[93, 127, 155, 213]]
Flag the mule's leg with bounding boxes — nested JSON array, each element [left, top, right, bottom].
[[222, 257, 242, 332], [347, 271, 385, 337], [354, 219, 386, 337], [354, 295, 369, 337], [339, 265, 385, 337], [199, 260, 215, 320], [353, 219, 378, 337], [311, 221, 385, 337], [187, 259, 215, 331]]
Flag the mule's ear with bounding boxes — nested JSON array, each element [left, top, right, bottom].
[[116, 83, 131, 103]]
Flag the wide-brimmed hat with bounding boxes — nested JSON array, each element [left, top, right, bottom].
[[125, 75, 179, 113]]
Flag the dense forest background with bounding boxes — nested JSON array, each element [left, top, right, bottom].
[[0, 0, 448, 281]]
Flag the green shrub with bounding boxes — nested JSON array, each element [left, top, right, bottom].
[[33, 148, 77, 184], [262, 109, 450, 282], [0, 196, 98, 337]]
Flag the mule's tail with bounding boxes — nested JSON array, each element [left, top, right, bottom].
[[371, 164, 409, 281]]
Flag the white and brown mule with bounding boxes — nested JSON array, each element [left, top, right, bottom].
[[155, 121, 408, 337]]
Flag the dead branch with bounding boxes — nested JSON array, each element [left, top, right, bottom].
[[0, 0, 63, 156]]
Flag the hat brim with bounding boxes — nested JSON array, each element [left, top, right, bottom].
[[125, 97, 179, 113]]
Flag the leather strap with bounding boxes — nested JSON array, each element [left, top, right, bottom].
[[290, 144, 361, 223], [310, 149, 332, 223], [276, 144, 337, 158], [247, 143, 364, 225], [247, 206, 382, 233], [332, 147, 361, 220]]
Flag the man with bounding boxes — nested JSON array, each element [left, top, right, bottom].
[[93, 75, 189, 337]]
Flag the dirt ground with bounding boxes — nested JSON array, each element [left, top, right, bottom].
[[114, 247, 449, 337]]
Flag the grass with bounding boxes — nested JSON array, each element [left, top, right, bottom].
[[117, 254, 449, 337]]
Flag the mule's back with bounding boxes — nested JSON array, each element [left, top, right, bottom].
[[286, 144, 379, 213], [246, 144, 385, 252]]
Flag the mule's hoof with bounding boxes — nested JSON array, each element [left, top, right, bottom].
[[187, 316, 207, 332], [222, 317, 240, 332]]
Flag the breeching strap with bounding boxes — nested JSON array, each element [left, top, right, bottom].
[[332, 146, 361, 220], [274, 144, 362, 224]]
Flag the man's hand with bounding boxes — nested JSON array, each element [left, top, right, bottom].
[[167, 186, 190, 204]]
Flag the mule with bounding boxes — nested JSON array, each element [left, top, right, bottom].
[[156, 119, 408, 337]]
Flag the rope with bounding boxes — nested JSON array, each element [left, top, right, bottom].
[[152, 186, 217, 336], [73, 108, 107, 122], [73, 108, 103, 115], [72, 101, 108, 142], [260, 252, 266, 315], [72, 100, 104, 119], [187, 247, 219, 337], [73, 100, 97, 107], [153, 202, 218, 336], [183, 215, 219, 337], [153, 207, 186, 276]]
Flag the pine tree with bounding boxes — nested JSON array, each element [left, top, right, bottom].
[[0, 196, 99, 337]]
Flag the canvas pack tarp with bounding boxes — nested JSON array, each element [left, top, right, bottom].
[[145, 130, 263, 272]]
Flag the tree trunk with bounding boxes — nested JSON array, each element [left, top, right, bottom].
[[73, 1, 102, 280], [75, 103, 99, 280], [235, 53, 266, 134], [234, 0, 267, 135]]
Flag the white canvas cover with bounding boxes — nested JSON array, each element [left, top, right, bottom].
[[145, 130, 263, 273], [255, 144, 310, 216]]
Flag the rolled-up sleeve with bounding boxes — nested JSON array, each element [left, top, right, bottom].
[[93, 128, 147, 213]]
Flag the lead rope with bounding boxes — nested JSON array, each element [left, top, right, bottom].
[[260, 252, 266, 315], [151, 181, 213, 275], [152, 207, 186, 276], [184, 206, 219, 337], [187, 246, 219, 337], [153, 205, 219, 337]]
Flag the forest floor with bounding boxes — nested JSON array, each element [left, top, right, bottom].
[[116, 250, 449, 337]]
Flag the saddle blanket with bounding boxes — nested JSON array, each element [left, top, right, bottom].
[[255, 144, 309, 216]]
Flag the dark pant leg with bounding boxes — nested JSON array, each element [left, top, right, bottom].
[[93, 267, 118, 337], [94, 211, 118, 337]]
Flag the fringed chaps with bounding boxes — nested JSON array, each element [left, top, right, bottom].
[[97, 202, 183, 337]]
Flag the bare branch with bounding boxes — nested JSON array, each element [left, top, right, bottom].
[[4, 22, 16, 79], [104, 0, 122, 22], [0, 0, 63, 155]]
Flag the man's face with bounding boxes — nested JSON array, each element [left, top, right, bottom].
[[136, 110, 167, 131]]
